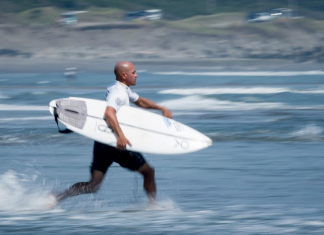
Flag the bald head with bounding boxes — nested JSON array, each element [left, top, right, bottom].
[[114, 61, 133, 79], [114, 61, 137, 86]]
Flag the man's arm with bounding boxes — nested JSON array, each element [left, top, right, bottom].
[[134, 97, 172, 118], [105, 106, 131, 150]]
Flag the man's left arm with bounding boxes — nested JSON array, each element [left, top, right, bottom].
[[134, 97, 172, 118]]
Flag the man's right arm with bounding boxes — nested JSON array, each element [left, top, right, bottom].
[[104, 106, 132, 150]]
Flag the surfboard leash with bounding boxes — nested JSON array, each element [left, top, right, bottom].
[[132, 172, 139, 202], [53, 107, 73, 134]]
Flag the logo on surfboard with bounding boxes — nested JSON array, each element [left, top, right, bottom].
[[98, 125, 113, 133], [163, 117, 172, 127]]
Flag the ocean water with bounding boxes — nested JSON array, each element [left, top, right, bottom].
[[1, 70, 324, 234]]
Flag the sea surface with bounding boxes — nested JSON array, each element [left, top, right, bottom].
[[1, 70, 324, 234]]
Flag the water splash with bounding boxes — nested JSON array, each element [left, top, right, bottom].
[[0, 171, 54, 211]]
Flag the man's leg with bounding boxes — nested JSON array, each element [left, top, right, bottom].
[[55, 170, 104, 202], [138, 163, 156, 203]]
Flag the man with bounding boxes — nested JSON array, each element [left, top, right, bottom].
[[53, 61, 172, 205]]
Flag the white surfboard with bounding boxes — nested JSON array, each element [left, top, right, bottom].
[[49, 97, 212, 154]]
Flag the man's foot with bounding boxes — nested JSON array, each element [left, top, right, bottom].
[[149, 196, 156, 205], [47, 193, 58, 209]]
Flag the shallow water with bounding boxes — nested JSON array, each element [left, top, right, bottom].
[[1, 70, 324, 234]]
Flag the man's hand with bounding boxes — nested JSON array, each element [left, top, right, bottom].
[[135, 97, 172, 118], [117, 135, 132, 150], [105, 106, 132, 150], [162, 108, 172, 119]]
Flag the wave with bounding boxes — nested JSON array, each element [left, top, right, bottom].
[[159, 95, 296, 111], [0, 94, 10, 99], [208, 125, 324, 142], [0, 104, 48, 111], [0, 116, 52, 121], [32, 92, 48, 95], [159, 87, 324, 95], [153, 70, 324, 76], [36, 81, 50, 84], [159, 95, 324, 111], [290, 124, 323, 140]]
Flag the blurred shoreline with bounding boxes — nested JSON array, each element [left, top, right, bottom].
[[0, 23, 323, 73], [0, 57, 323, 73]]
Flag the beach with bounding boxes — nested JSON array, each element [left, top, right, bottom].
[[0, 22, 323, 73]]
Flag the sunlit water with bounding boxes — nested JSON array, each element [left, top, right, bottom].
[[1, 70, 324, 234]]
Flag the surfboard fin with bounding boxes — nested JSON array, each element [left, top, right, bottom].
[[53, 107, 73, 134]]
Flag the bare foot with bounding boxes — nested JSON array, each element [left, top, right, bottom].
[[149, 196, 156, 205], [47, 193, 58, 209]]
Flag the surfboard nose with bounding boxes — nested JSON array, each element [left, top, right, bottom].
[[192, 130, 213, 145]]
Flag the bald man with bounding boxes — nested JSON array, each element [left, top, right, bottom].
[[53, 61, 172, 205]]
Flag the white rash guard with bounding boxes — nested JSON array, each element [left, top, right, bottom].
[[105, 81, 139, 112]]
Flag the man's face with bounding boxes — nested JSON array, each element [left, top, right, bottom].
[[124, 63, 137, 86]]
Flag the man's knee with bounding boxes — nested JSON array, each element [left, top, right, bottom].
[[149, 166, 155, 177], [139, 164, 155, 178]]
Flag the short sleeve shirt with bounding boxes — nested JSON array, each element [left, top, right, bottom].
[[105, 81, 139, 112]]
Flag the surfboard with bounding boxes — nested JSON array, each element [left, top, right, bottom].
[[49, 97, 212, 154]]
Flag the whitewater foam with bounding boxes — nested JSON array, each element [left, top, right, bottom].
[[0, 116, 52, 121], [159, 95, 286, 111], [137, 70, 147, 73], [158, 94, 324, 111], [153, 70, 324, 76], [36, 81, 50, 84], [148, 197, 180, 211], [0, 171, 54, 211], [159, 87, 324, 95], [290, 124, 323, 140], [1, 135, 28, 144], [120, 197, 180, 212], [0, 104, 48, 111]]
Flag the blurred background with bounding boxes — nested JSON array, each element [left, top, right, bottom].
[[0, 0, 323, 71], [1, 1, 324, 235]]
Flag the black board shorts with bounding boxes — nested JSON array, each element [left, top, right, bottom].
[[90, 141, 146, 175]]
